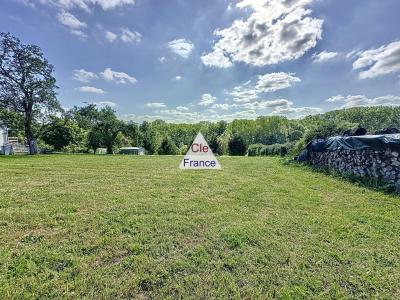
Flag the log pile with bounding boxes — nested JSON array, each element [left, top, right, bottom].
[[309, 149, 400, 186]]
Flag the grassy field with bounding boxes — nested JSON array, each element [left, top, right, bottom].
[[0, 155, 399, 299]]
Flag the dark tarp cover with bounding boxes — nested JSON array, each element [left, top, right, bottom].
[[307, 134, 400, 152]]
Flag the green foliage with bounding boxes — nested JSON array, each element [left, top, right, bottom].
[[229, 135, 247, 156], [41, 118, 74, 151], [247, 144, 265, 156], [87, 107, 124, 154], [300, 106, 400, 134], [248, 143, 293, 156], [139, 121, 161, 154], [292, 120, 356, 155], [70, 104, 100, 130], [216, 131, 231, 156], [5, 100, 400, 157], [0, 108, 24, 134], [158, 135, 179, 155], [123, 122, 141, 146], [0, 32, 60, 154], [302, 121, 357, 145]]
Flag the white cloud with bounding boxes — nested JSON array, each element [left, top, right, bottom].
[[198, 94, 216, 106], [92, 0, 134, 10], [201, 48, 233, 68], [313, 51, 339, 63], [167, 39, 194, 58], [159, 56, 167, 63], [16, 0, 36, 8], [57, 11, 86, 29], [57, 11, 87, 38], [105, 31, 118, 42], [201, 0, 323, 68], [146, 102, 167, 108], [73, 69, 98, 83], [256, 72, 301, 92], [352, 41, 400, 79], [326, 94, 400, 108], [94, 101, 118, 107], [77, 86, 105, 94], [70, 29, 87, 39], [271, 105, 321, 117], [227, 72, 300, 102], [104, 28, 141, 44], [100, 68, 137, 84], [120, 28, 142, 44], [211, 103, 230, 110], [346, 49, 360, 59], [242, 99, 293, 110], [174, 75, 183, 81], [176, 106, 189, 111], [129, 97, 320, 123], [40, 0, 135, 12]]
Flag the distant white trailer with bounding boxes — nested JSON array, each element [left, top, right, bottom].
[[119, 147, 146, 155]]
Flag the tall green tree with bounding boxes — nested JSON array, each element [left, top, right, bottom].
[[70, 104, 100, 130], [87, 107, 124, 154], [139, 121, 161, 154], [0, 32, 59, 154]]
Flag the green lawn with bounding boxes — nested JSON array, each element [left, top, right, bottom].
[[0, 155, 399, 299]]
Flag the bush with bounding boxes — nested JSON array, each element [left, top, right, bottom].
[[229, 135, 247, 156], [41, 119, 74, 151], [247, 143, 293, 157], [247, 144, 265, 156], [216, 132, 231, 155]]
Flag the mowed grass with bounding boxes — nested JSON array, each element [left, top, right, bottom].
[[0, 155, 399, 299]]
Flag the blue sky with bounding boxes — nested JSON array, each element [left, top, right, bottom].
[[1, 0, 400, 122]]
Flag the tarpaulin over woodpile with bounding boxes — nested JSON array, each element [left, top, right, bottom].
[[306, 134, 400, 152]]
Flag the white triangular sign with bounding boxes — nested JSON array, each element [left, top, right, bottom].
[[179, 132, 221, 170]]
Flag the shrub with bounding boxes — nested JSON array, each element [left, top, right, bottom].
[[247, 143, 293, 157], [229, 135, 247, 156], [247, 144, 265, 156], [216, 132, 231, 156], [158, 136, 179, 155]]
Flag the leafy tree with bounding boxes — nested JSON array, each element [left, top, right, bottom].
[[0, 32, 59, 154], [0, 107, 24, 135], [287, 130, 303, 142], [229, 135, 247, 156], [158, 135, 179, 155], [123, 122, 141, 146], [41, 117, 74, 150], [70, 104, 100, 130], [87, 128, 103, 153], [87, 107, 124, 154], [139, 121, 160, 154]]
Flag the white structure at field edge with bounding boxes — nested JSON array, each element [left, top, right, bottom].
[[180, 132, 221, 170]]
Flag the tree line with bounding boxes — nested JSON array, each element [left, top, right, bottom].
[[2, 103, 400, 156], [1, 32, 400, 156]]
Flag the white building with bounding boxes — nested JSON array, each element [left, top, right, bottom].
[[0, 125, 11, 155]]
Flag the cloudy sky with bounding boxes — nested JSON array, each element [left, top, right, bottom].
[[1, 0, 400, 122]]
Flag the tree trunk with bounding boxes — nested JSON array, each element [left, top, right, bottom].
[[106, 145, 113, 154], [24, 110, 37, 155]]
